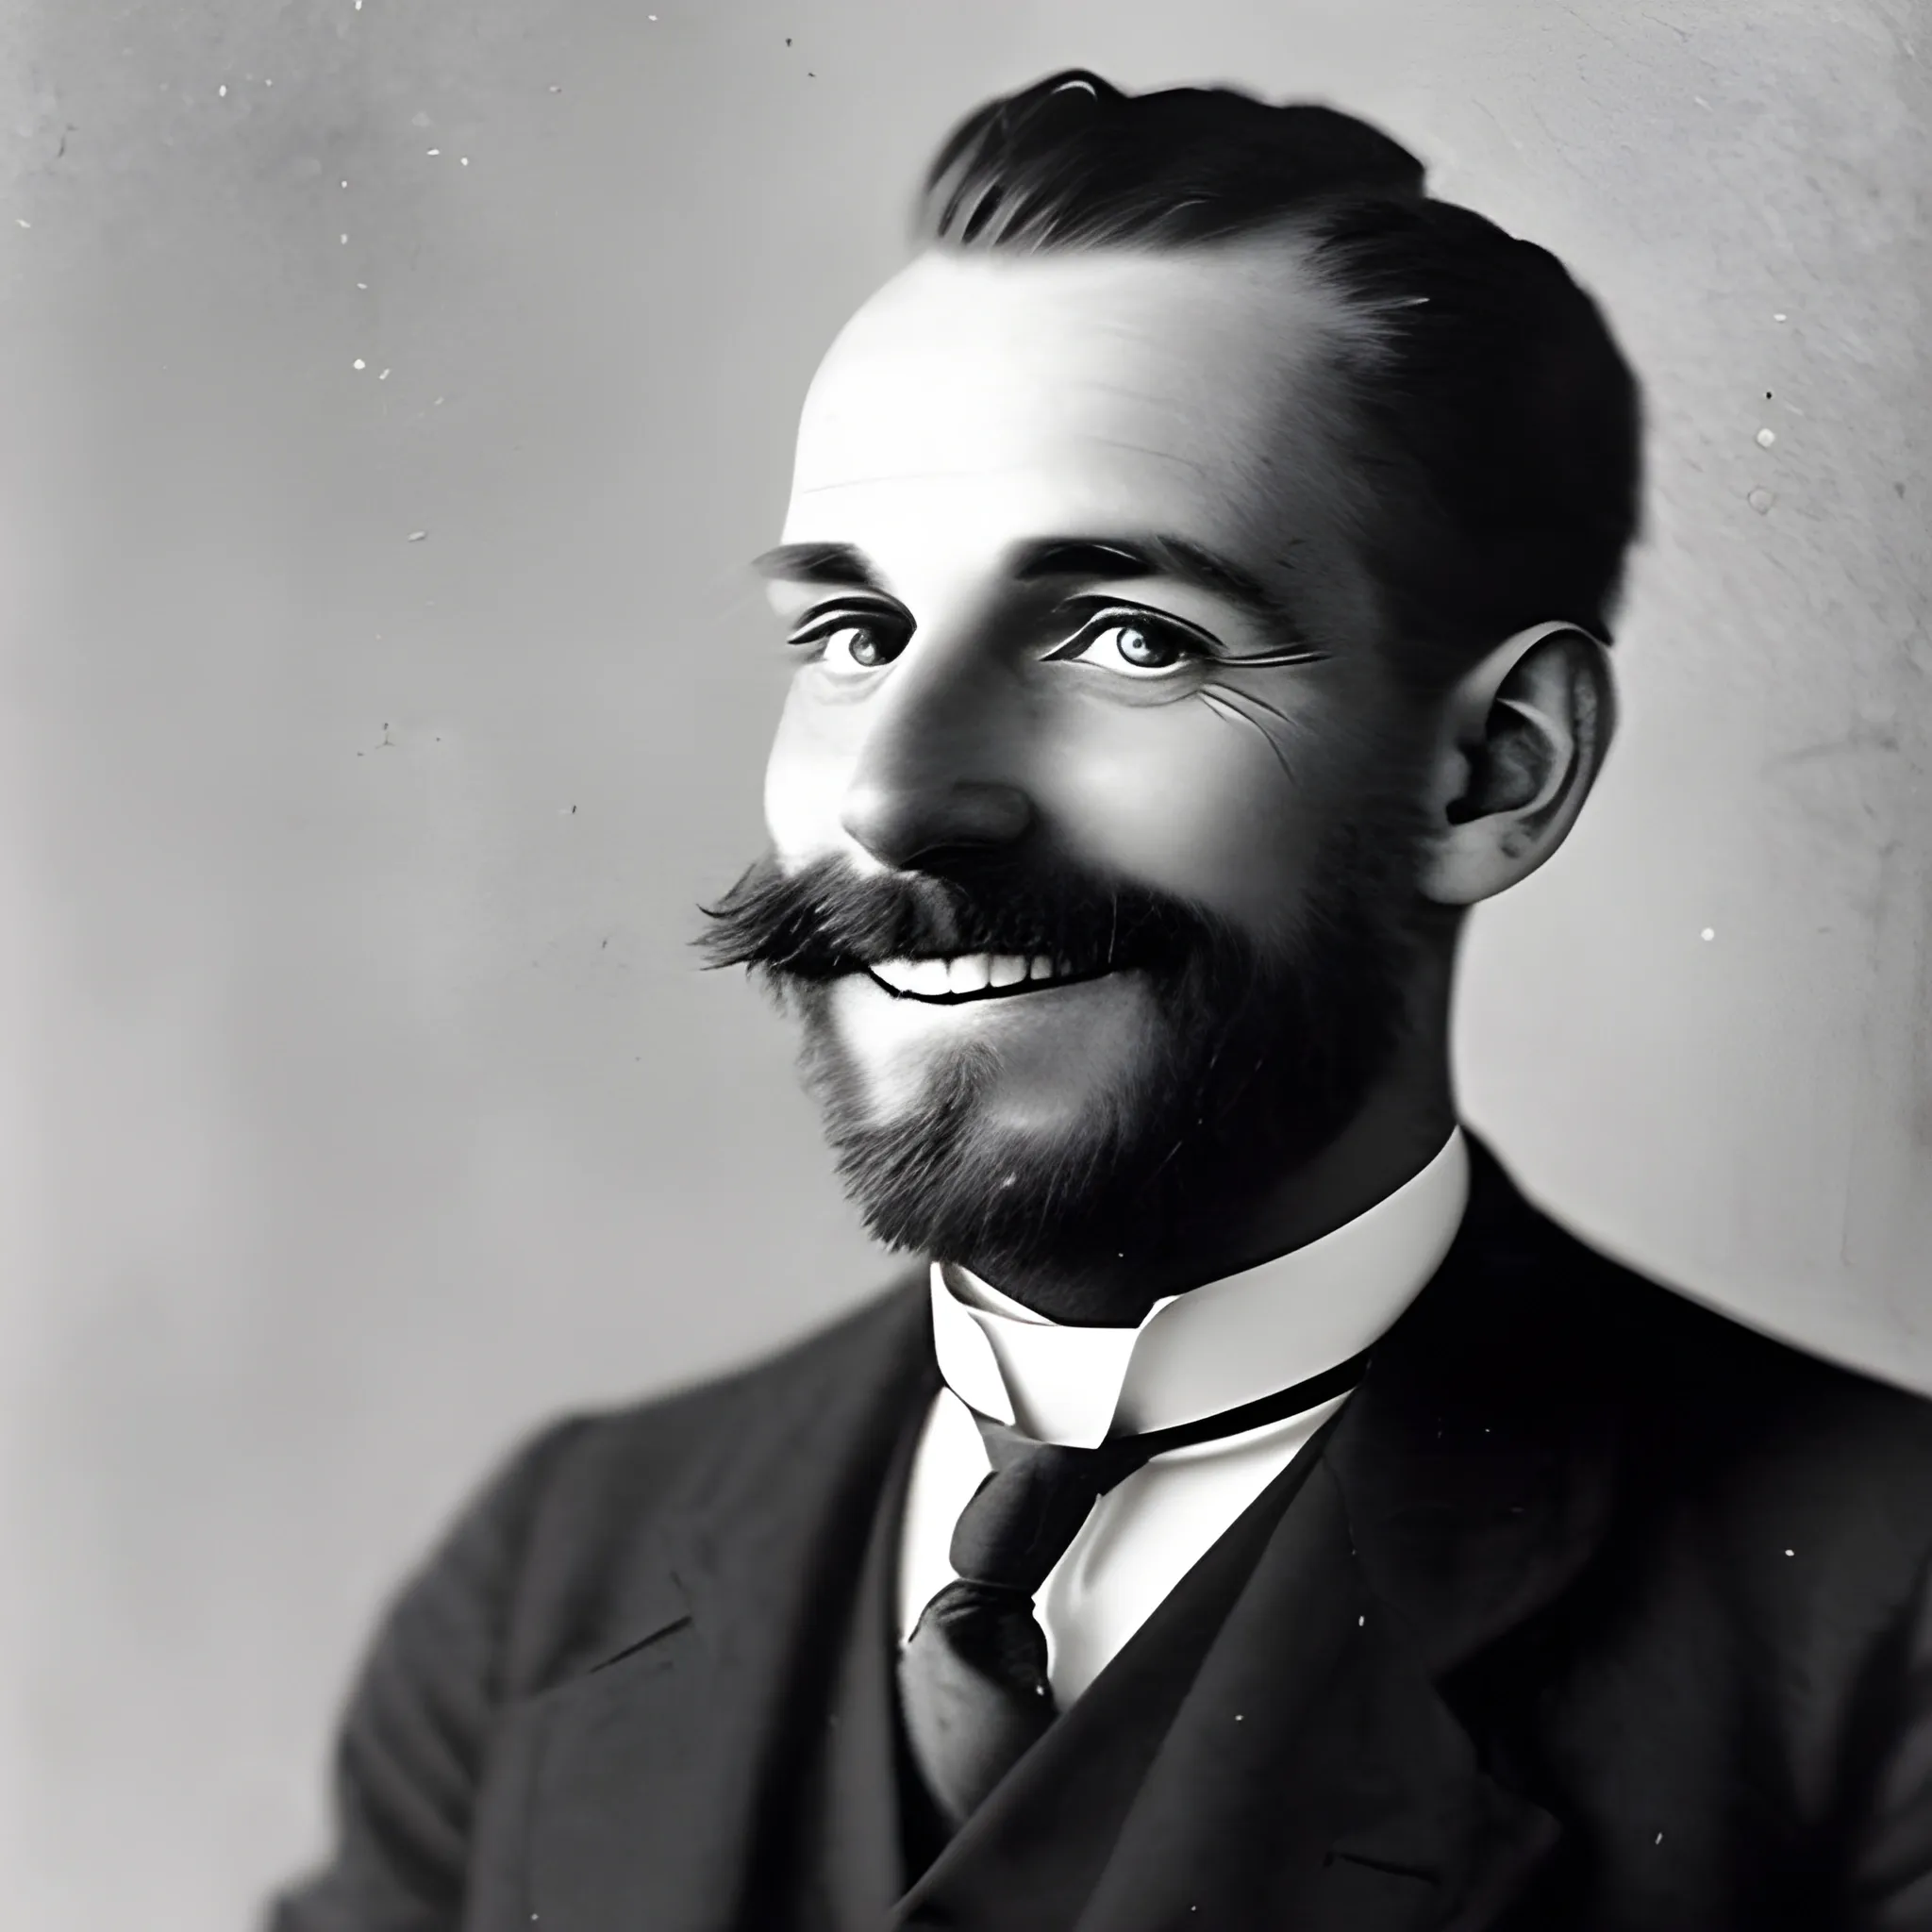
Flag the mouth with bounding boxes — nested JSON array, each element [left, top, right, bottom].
[[861, 952, 1118, 1005]]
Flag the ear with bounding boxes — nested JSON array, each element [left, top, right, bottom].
[[1415, 622, 1617, 907]]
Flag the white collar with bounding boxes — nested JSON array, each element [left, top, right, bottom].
[[927, 1127, 1471, 1447]]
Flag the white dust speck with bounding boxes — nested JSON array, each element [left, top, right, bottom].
[[1234, 1713, 1243, 1722], [1358, 1614, 1366, 1626], [15, 218, 29, 228], [356, 281, 368, 289], [352, 358, 366, 370], [218, 83, 228, 96], [340, 233, 349, 243], [1748, 488, 1774, 514], [1701, 928, 1715, 941], [1655, 1832, 1664, 1845], [378, 368, 391, 380], [433, 395, 445, 405], [1785, 1548, 1794, 1557], [459, 156, 469, 166], [1756, 427, 1776, 448], [407, 530, 427, 541], [1692, 94, 1708, 108], [426, 147, 441, 156], [549, 84, 562, 92], [1774, 311, 1787, 322]]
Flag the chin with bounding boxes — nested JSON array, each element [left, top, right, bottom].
[[794, 971, 1266, 1284]]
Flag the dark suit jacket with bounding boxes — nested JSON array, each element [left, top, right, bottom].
[[270, 1145, 1932, 1930]]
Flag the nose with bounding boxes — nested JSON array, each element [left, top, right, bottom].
[[838, 655, 1035, 870], [841, 774, 1033, 869]]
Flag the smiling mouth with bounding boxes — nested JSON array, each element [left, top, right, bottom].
[[862, 953, 1117, 1004]]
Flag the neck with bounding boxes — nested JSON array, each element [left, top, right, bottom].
[[971, 965, 1460, 1326]]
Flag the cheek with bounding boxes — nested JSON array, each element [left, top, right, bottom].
[[1039, 692, 1331, 938], [763, 679, 857, 860]]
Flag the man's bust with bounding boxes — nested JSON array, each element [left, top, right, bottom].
[[271, 72, 1932, 1932]]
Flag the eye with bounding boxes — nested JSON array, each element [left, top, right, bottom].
[[1051, 611, 1206, 676], [789, 608, 912, 672]]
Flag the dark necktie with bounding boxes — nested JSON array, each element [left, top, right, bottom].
[[897, 1348, 1370, 1830]]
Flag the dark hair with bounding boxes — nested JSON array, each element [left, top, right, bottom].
[[917, 71, 1643, 683]]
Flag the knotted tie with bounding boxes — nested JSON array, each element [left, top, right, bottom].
[[897, 1348, 1370, 1829]]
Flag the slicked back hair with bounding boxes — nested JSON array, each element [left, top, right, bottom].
[[917, 71, 1643, 689]]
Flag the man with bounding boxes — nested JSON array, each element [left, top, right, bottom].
[[272, 73, 1932, 1931]]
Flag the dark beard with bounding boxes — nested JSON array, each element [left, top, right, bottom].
[[699, 829, 1419, 1291]]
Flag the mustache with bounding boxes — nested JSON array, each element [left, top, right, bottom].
[[697, 852, 1222, 982]]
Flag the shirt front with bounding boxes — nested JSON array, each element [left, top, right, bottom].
[[897, 1128, 1471, 1703]]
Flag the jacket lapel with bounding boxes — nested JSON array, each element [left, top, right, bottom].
[[1326, 1138, 1626, 1680], [508, 1283, 938, 1932], [1074, 1452, 1567, 1932]]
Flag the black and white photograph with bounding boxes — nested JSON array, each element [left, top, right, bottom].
[[3, 4, 1927, 1928]]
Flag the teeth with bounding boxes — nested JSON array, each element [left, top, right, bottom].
[[948, 956, 992, 995], [871, 953, 1087, 998]]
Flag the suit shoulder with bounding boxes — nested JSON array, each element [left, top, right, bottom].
[[1581, 1239, 1932, 1456], [475, 1276, 925, 1681], [1539, 1222, 1932, 1578]]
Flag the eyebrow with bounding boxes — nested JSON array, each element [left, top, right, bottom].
[[1010, 535, 1300, 632], [750, 541, 892, 592]]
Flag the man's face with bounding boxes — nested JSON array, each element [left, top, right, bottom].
[[714, 242, 1439, 1288]]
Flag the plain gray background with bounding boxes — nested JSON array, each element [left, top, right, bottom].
[[1, 0, 1925, 1924]]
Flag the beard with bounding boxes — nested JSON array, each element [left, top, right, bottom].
[[698, 820, 1422, 1292]]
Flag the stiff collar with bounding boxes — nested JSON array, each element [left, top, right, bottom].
[[927, 1128, 1471, 1447]]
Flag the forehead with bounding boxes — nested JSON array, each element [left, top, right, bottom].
[[782, 242, 1365, 558]]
